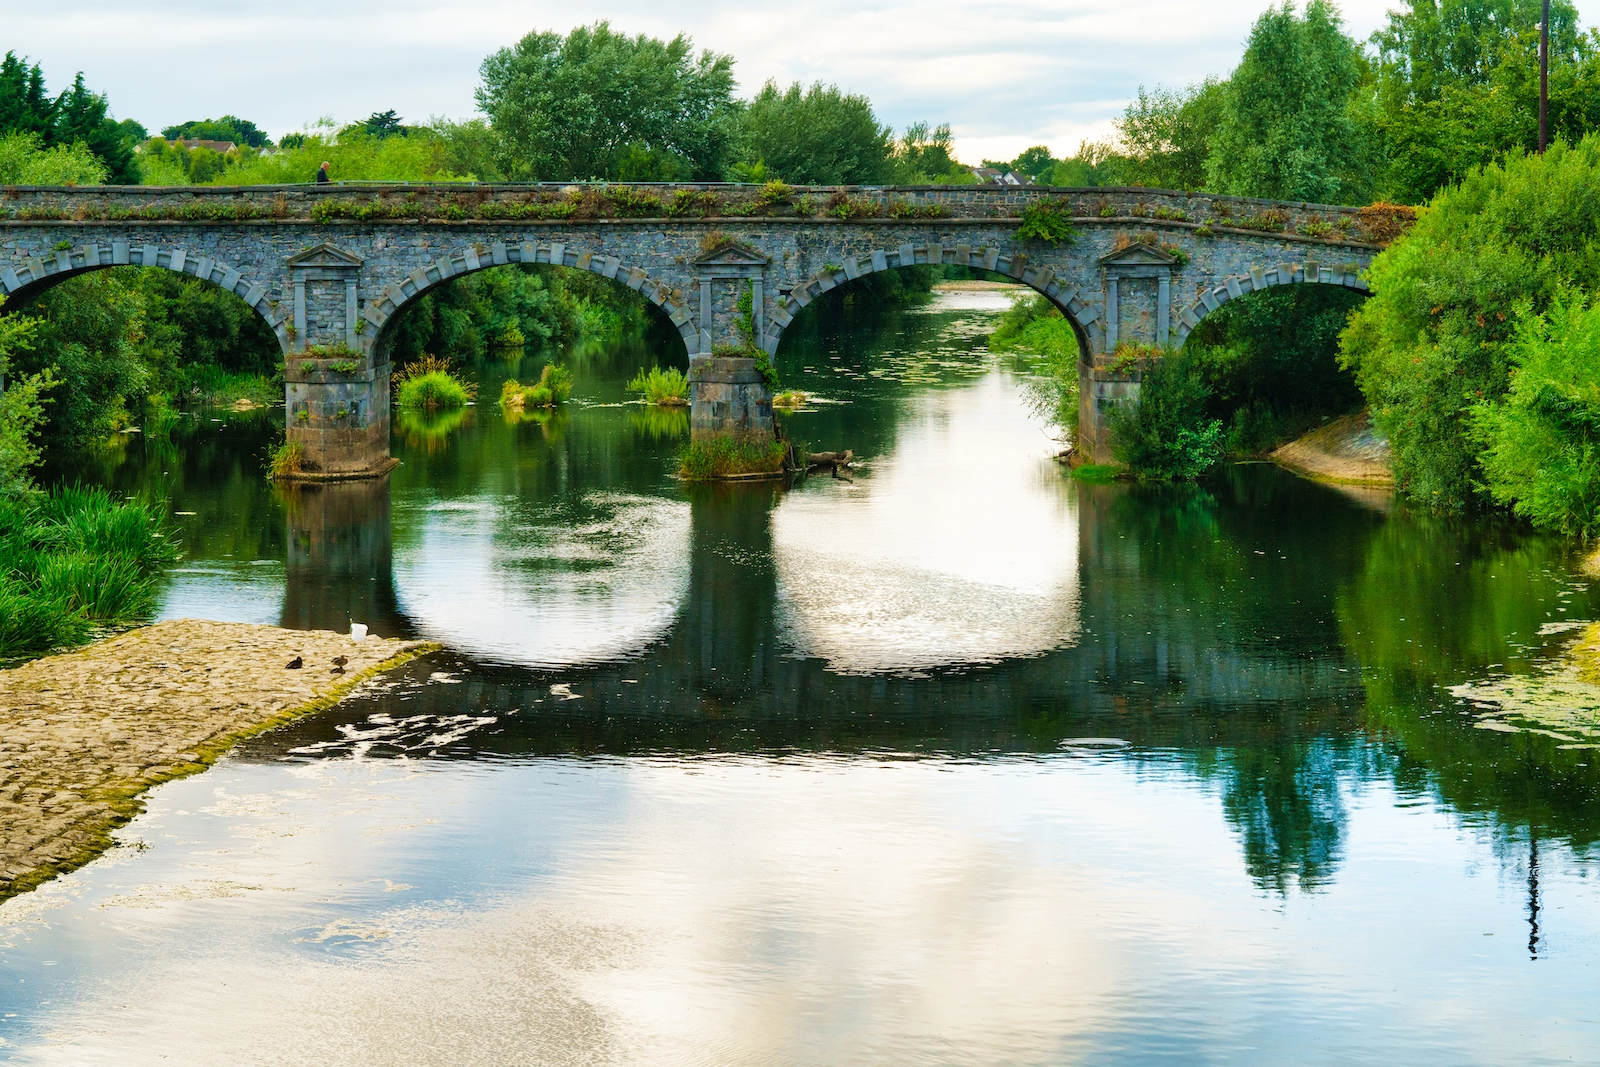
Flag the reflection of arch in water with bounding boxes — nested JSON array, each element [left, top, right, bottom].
[[363, 242, 694, 363], [390, 491, 692, 668], [0, 241, 290, 350]]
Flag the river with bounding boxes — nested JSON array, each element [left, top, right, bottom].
[[2, 289, 1597, 1065]]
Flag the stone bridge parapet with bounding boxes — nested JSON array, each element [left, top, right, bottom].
[[0, 183, 1392, 471]]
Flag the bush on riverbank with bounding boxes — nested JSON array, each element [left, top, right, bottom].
[[1109, 348, 1223, 480], [394, 356, 476, 411], [1341, 136, 1600, 511], [678, 437, 787, 481], [501, 364, 574, 409], [627, 366, 689, 405], [1471, 295, 1600, 537], [0, 486, 181, 659]]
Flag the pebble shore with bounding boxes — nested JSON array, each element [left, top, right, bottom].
[[0, 619, 438, 901]]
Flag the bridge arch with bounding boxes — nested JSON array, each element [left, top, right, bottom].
[[766, 242, 1096, 358], [1174, 261, 1369, 348], [364, 240, 698, 363], [0, 240, 290, 351]]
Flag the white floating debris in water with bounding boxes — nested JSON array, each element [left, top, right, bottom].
[[549, 683, 581, 700], [1057, 738, 1131, 749]]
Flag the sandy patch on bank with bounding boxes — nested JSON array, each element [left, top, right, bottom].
[[0, 619, 436, 900], [1272, 410, 1394, 487]]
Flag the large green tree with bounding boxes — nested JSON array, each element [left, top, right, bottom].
[[1371, 0, 1600, 203], [1206, 0, 1379, 203], [735, 81, 895, 185], [1116, 79, 1227, 190], [161, 115, 273, 148], [477, 22, 737, 181], [0, 54, 137, 183]]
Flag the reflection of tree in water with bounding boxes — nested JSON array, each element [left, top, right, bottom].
[[627, 404, 688, 440], [1213, 737, 1353, 894], [396, 405, 472, 450]]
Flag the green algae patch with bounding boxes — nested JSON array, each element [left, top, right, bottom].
[[0, 620, 440, 903], [1449, 621, 1600, 748]]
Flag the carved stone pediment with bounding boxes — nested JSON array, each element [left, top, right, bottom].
[[1098, 243, 1177, 268], [288, 243, 364, 270], [692, 241, 768, 267]]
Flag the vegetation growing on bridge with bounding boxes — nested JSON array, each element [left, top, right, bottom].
[[678, 436, 787, 481]]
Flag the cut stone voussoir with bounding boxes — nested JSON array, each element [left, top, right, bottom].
[[0, 619, 439, 902]]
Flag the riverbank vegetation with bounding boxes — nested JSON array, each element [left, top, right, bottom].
[[678, 436, 788, 481], [0, 485, 181, 660], [627, 366, 689, 406]]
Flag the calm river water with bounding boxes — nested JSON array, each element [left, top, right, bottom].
[[2, 290, 1598, 1065]]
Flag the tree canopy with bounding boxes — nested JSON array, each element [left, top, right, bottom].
[[476, 22, 737, 181], [0, 54, 136, 183], [735, 81, 895, 185], [161, 115, 273, 148]]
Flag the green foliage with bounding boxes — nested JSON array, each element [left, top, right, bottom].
[[1109, 348, 1224, 479], [211, 127, 473, 185], [736, 80, 895, 185], [1340, 135, 1600, 508], [1015, 202, 1076, 243], [890, 122, 973, 183], [1470, 295, 1600, 535], [627, 365, 689, 405], [1116, 79, 1228, 189], [161, 115, 272, 147], [1370, 0, 1600, 203], [0, 55, 137, 183], [265, 440, 304, 480], [1206, 0, 1379, 203], [989, 293, 1081, 432], [1070, 463, 1121, 482], [502, 363, 575, 409], [395, 355, 475, 411], [0, 485, 181, 659], [0, 131, 108, 185], [678, 436, 787, 480], [0, 302, 53, 498], [476, 21, 736, 181]]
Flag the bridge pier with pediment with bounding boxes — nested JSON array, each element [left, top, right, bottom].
[[0, 183, 1386, 473]]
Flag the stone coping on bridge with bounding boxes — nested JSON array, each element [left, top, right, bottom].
[[1, 183, 1399, 245]]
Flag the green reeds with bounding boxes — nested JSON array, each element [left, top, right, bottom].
[[501, 364, 574, 409], [394, 355, 476, 411], [266, 440, 304, 480], [626, 366, 689, 406], [0, 486, 182, 661]]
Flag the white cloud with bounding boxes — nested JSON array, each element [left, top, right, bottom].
[[8, 0, 1597, 162]]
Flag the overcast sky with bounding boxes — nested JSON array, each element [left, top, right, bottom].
[[7, 0, 1597, 163]]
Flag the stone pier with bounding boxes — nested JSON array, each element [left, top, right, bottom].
[[689, 357, 775, 442]]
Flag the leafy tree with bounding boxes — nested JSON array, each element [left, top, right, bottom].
[[1371, 0, 1600, 203], [52, 74, 137, 183], [735, 81, 894, 185], [1206, 1, 1379, 203], [161, 115, 272, 148], [891, 122, 968, 183], [1116, 79, 1227, 189], [361, 110, 407, 138], [1339, 135, 1600, 509], [1009, 145, 1057, 181], [477, 22, 736, 181], [0, 298, 52, 498]]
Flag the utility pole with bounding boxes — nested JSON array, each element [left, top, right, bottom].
[[1540, 0, 1551, 152]]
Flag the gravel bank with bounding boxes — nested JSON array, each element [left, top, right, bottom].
[[0, 619, 438, 901]]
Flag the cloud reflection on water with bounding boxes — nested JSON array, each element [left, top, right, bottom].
[[772, 373, 1080, 674]]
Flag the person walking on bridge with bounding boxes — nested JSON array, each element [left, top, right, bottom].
[[316, 161, 331, 184]]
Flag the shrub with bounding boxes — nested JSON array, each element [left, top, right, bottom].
[[989, 293, 1081, 433], [1108, 348, 1223, 479], [678, 436, 788, 480], [1016, 202, 1076, 244], [627, 366, 689, 405], [1471, 295, 1600, 536]]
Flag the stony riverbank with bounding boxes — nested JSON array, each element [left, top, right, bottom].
[[0, 620, 438, 901], [1271, 410, 1394, 487]]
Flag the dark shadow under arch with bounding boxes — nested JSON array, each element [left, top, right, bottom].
[[1175, 264, 1368, 347]]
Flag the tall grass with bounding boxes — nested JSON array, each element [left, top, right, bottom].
[[626, 366, 689, 405], [501, 364, 574, 409], [394, 355, 476, 411], [0, 486, 182, 661], [678, 437, 788, 481]]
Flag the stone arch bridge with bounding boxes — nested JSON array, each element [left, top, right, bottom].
[[1, 182, 1383, 473]]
